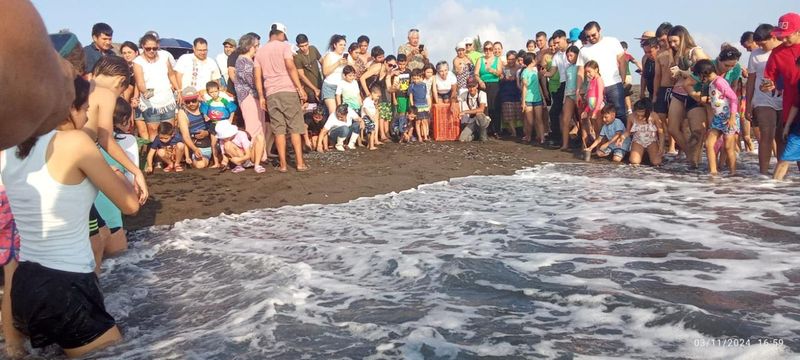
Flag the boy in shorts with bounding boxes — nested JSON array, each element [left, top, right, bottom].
[[144, 122, 185, 173], [585, 104, 631, 162], [391, 54, 412, 127]]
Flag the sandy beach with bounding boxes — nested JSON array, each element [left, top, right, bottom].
[[125, 139, 578, 230]]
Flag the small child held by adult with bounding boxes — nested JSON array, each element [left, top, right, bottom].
[[625, 98, 664, 166], [585, 104, 631, 162], [201, 81, 237, 124], [145, 122, 185, 173], [215, 121, 267, 173], [408, 69, 431, 141]]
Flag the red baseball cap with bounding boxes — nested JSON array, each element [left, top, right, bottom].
[[772, 12, 800, 38]]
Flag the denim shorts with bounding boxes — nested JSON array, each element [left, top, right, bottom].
[[599, 147, 626, 159], [526, 100, 543, 107], [193, 147, 213, 160], [321, 81, 337, 101], [142, 107, 176, 123]]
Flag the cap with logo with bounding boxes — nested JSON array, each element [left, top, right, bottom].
[[772, 12, 800, 38]]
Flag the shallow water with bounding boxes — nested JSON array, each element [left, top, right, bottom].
[[19, 157, 800, 359]]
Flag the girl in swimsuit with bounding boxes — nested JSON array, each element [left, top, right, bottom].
[[626, 98, 664, 166]]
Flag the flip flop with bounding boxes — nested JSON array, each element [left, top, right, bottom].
[[278, 168, 288, 173], [174, 165, 184, 172], [296, 165, 310, 172]]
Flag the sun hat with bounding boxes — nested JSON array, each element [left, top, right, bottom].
[[635, 31, 656, 40], [215, 121, 238, 139]]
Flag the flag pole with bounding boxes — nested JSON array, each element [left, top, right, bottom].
[[389, 0, 396, 52]]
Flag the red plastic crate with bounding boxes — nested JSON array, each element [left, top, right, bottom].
[[431, 103, 460, 141]]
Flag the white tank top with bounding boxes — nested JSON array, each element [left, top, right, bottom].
[[0, 130, 98, 273], [323, 52, 345, 85], [134, 54, 176, 111]]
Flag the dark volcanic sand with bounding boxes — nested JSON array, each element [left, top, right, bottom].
[[125, 140, 577, 230]]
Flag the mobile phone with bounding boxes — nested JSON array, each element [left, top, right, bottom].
[[419, 45, 424, 51], [343, 53, 349, 59]]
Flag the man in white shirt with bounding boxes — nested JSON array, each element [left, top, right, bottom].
[[458, 78, 490, 142], [175, 37, 221, 98], [216, 38, 236, 87], [576, 21, 629, 124]]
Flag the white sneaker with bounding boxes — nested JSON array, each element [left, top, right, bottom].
[[347, 143, 356, 150], [335, 144, 345, 151]]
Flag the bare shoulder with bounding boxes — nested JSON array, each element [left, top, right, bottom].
[[53, 129, 95, 150]]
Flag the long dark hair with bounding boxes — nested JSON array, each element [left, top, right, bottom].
[[17, 77, 90, 159]]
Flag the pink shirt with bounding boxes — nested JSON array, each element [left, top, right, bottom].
[[710, 76, 738, 117], [223, 131, 252, 151], [253, 40, 297, 97]]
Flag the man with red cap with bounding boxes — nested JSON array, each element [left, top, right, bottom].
[[762, 13, 800, 126]]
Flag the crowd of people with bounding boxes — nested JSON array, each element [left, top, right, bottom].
[[0, 0, 799, 356]]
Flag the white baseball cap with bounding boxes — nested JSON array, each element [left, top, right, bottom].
[[271, 23, 288, 35]]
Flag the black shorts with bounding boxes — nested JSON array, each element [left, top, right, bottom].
[[12, 261, 115, 349], [654, 87, 671, 114], [89, 204, 106, 237], [671, 92, 700, 112]]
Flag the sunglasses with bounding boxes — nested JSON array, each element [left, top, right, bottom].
[[144, 47, 158, 52], [185, 99, 199, 104], [484, 47, 492, 51]]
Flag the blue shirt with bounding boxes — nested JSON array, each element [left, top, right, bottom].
[[149, 133, 183, 149], [83, 44, 116, 74], [409, 82, 429, 107], [600, 118, 631, 151]]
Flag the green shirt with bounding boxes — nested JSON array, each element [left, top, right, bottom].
[[521, 67, 543, 103]]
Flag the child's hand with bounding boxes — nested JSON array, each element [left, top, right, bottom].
[[727, 116, 736, 130], [782, 126, 790, 140], [193, 148, 202, 159], [615, 137, 624, 147], [145, 165, 153, 174]]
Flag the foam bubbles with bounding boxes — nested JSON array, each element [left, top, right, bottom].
[[74, 159, 800, 359]]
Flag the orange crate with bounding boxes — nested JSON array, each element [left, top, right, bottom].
[[431, 103, 460, 141]]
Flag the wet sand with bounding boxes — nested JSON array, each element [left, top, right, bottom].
[[125, 140, 578, 230]]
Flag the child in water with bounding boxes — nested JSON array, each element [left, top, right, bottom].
[[694, 59, 739, 176]]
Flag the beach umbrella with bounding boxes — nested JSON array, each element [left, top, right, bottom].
[[159, 38, 193, 59]]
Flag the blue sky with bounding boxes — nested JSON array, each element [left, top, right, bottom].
[[35, 0, 795, 78]]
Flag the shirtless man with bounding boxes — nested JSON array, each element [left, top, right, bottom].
[[652, 22, 677, 154]]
